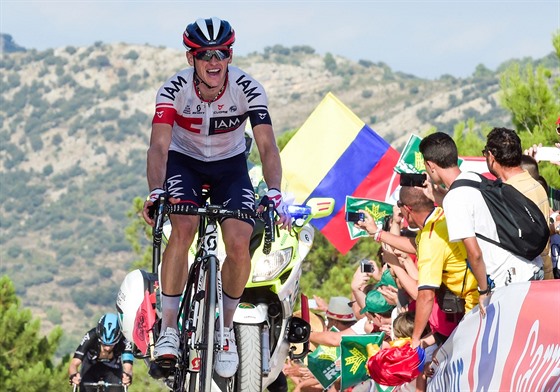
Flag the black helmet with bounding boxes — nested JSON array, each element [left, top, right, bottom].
[[96, 313, 122, 345], [183, 17, 235, 51]]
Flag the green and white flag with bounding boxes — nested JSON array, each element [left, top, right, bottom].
[[394, 134, 463, 174], [307, 344, 341, 389], [340, 333, 389, 390], [345, 196, 393, 239], [394, 134, 425, 174]]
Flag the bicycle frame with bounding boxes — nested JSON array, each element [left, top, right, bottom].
[[151, 193, 274, 392]]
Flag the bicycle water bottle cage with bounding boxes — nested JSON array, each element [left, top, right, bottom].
[[287, 316, 311, 343]]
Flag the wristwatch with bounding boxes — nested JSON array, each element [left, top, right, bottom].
[[477, 286, 491, 295]]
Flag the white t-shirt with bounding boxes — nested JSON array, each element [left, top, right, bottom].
[[443, 171, 540, 288], [350, 317, 369, 335]]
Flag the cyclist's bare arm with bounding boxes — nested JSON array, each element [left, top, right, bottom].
[[253, 123, 290, 229], [143, 123, 173, 225], [68, 357, 82, 385], [122, 362, 133, 385]]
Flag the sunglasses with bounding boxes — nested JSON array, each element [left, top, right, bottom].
[[192, 48, 232, 61]]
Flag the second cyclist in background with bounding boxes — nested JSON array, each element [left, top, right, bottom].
[[68, 313, 133, 391], [142, 16, 290, 378]]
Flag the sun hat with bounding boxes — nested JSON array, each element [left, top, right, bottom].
[[326, 296, 357, 321], [360, 289, 395, 315]]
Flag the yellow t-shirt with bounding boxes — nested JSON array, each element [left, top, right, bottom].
[[416, 207, 479, 312]]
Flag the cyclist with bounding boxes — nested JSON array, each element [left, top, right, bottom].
[[68, 313, 133, 391], [142, 16, 290, 378]]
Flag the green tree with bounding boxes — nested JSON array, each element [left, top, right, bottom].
[[324, 53, 337, 74], [125, 196, 153, 270], [0, 275, 67, 391], [499, 29, 560, 187]]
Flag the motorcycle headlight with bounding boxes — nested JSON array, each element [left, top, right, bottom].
[[252, 248, 293, 282]]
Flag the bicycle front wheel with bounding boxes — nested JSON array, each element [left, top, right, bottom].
[[198, 256, 217, 392]]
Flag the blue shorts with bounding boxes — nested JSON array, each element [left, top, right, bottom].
[[165, 151, 255, 225]]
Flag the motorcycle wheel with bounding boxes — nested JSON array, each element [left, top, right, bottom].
[[233, 324, 263, 392]]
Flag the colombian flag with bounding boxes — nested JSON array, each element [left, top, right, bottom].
[[280, 93, 400, 253]]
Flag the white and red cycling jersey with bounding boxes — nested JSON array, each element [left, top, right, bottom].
[[152, 66, 272, 162]]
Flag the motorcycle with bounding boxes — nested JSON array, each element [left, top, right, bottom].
[[229, 196, 334, 391]]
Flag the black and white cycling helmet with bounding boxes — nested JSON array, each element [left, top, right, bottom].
[[183, 17, 235, 51], [96, 313, 122, 345]]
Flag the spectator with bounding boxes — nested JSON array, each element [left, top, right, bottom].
[[398, 186, 478, 348], [392, 311, 431, 342], [484, 127, 552, 280], [310, 265, 383, 348], [358, 213, 469, 343], [551, 214, 560, 279], [522, 117, 560, 209], [286, 300, 354, 392], [418, 132, 541, 314], [325, 296, 357, 331], [359, 289, 396, 338], [520, 155, 540, 181]]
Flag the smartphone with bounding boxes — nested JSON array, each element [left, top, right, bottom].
[[360, 260, 374, 273], [535, 147, 560, 162], [399, 173, 427, 187], [345, 211, 365, 222], [308, 299, 318, 309]]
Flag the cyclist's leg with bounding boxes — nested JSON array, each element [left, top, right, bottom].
[[79, 362, 105, 392], [209, 153, 255, 378], [154, 151, 201, 362], [210, 152, 255, 327], [220, 219, 253, 324], [100, 367, 122, 392]]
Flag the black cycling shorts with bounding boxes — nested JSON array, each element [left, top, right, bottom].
[[165, 151, 255, 225]]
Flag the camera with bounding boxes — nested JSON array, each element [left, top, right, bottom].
[[399, 173, 427, 188], [360, 259, 374, 273], [346, 211, 365, 223]]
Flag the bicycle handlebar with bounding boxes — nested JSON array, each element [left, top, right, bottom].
[[153, 193, 275, 255], [76, 381, 128, 391]]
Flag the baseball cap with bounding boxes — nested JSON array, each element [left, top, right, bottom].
[[360, 289, 395, 315], [374, 269, 398, 289]]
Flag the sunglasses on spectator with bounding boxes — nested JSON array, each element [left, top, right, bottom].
[[192, 48, 232, 61]]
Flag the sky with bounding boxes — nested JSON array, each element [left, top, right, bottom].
[[1, 1, 558, 79]]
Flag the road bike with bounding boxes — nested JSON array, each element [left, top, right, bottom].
[[148, 190, 275, 391], [116, 192, 329, 391]]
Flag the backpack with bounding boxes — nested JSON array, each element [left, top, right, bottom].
[[449, 173, 549, 260]]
